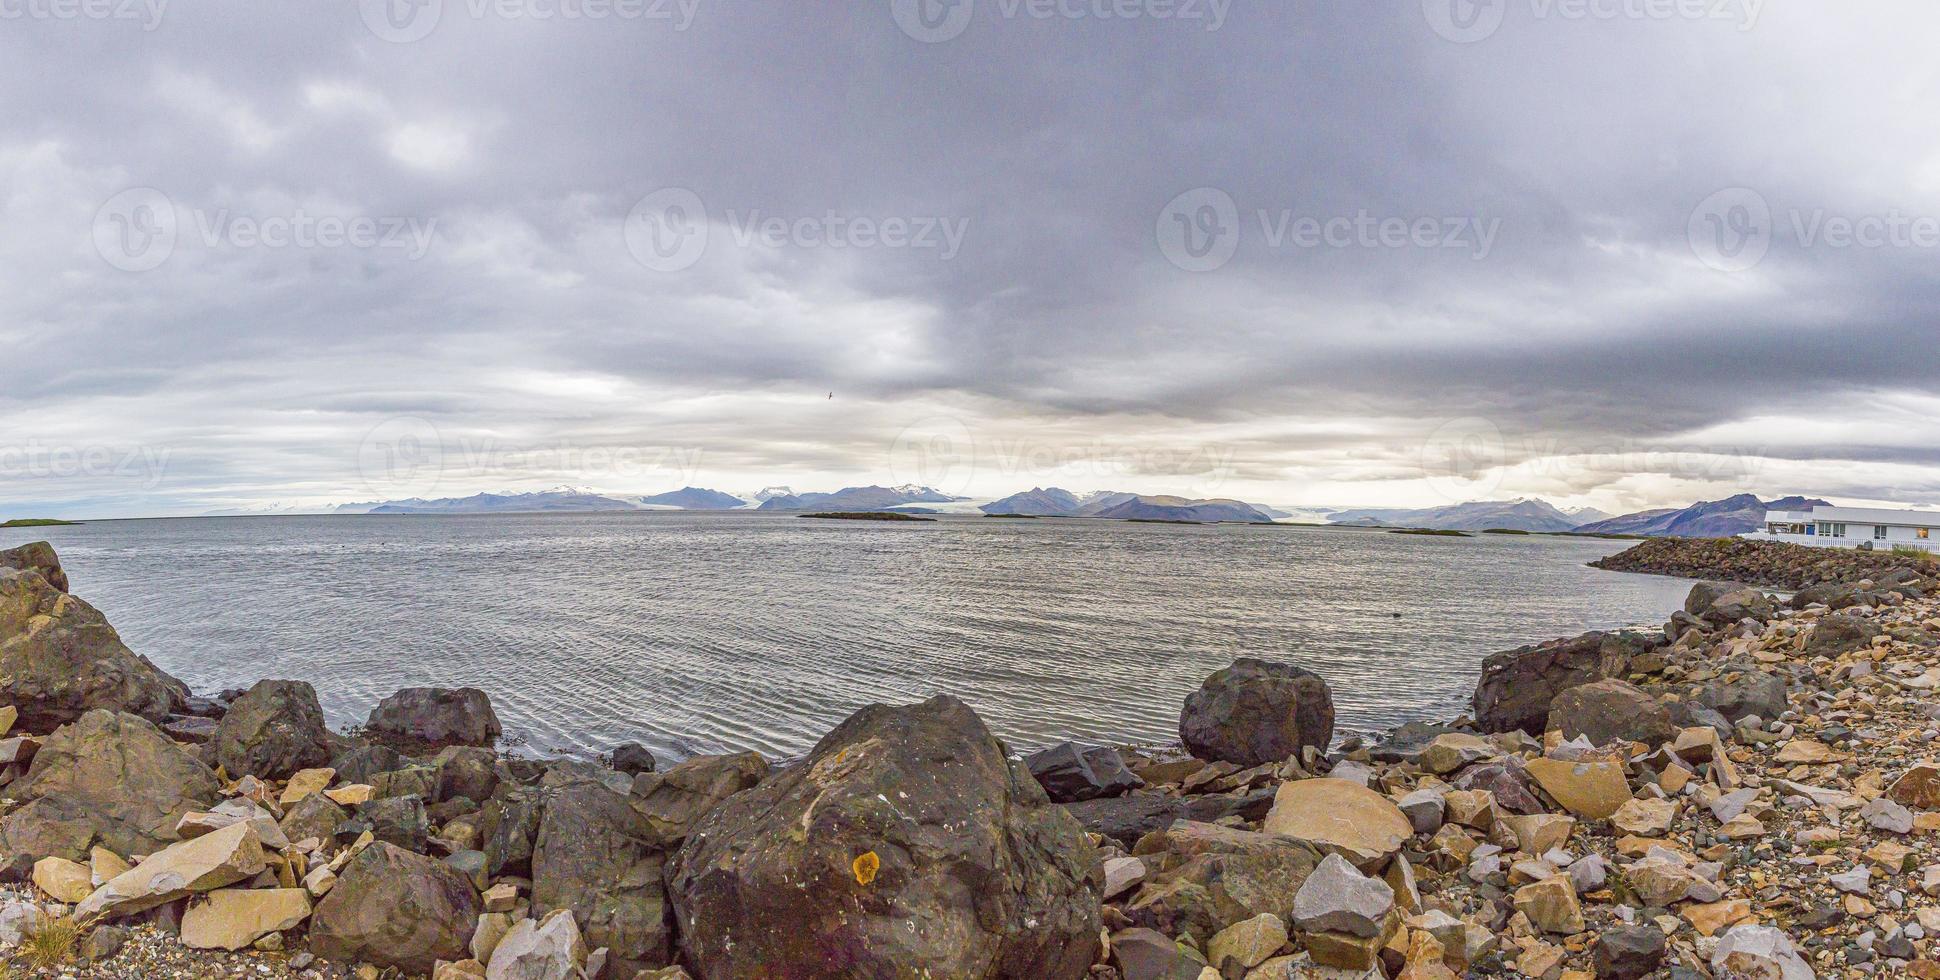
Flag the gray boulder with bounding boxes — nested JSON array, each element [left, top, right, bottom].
[[432, 746, 500, 805], [625, 751, 769, 850], [1061, 788, 1277, 848], [610, 742, 657, 776], [1179, 658, 1334, 767], [1126, 820, 1322, 945], [1548, 678, 1676, 747], [366, 687, 501, 749], [482, 786, 546, 879], [213, 679, 333, 780], [329, 742, 405, 785], [339, 795, 429, 853], [1806, 614, 1881, 657], [0, 542, 68, 592], [1291, 853, 1394, 938], [0, 569, 183, 731], [667, 695, 1101, 980], [1024, 742, 1145, 803], [309, 841, 480, 974], [280, 793, 349, 844], [1473, 631, 1655, 735], [531, 771, 674, 974], [1698, 669, 1788, 724], [6, 710, 219, 856]]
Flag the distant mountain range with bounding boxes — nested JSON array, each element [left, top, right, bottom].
[[1326, 498, 1589, 532], [638, 487, 750, 510], [755, 485, 963, 512], [297, 484, 1826, 538], [1572, 494, 1828, 537], [978, 488, 1282, 523], [336, 484, 963, 516], [1322, 494, 1825, 538], [360, 486, 646, 515]]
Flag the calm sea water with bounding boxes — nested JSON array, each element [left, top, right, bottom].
[[5, 514, 1692, 761]]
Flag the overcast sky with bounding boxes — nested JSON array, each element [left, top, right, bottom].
[[4, 0, 1938, 519]]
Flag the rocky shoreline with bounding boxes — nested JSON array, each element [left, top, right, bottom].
[[2, 536, 1938, 977]]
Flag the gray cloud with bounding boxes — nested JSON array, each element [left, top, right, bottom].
[[4, 1, 1940, 517]]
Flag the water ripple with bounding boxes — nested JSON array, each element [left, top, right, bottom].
[[8, 515, 1693, 761]]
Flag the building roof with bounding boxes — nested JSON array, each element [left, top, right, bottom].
[[1767, 504, 1940, 526]]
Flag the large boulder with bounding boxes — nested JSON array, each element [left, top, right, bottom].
[[0, 569, 183, 731], [666, 695, 1101, 980], [628, 751, 769, 844], [1179, 659, 1335, 767], [1062, 788, 1277, 849], [1024, 743, 1145, 803], [1689, 584, 1775, 625], [532, 772, 674, 974], [1547, 679, 1675, 748], [432, 746, 500, 805], [1473, 631, 1655, 735], [0, 542, 68, 592], [1261, 779, 1411, 872], [366, 687, 501, 750], [1126, 821, 1323, 945], [213, 680, 333, 780], [330, 742, 405, 785], [6, 710, 220, 856], [309, 841, 481, 974], [1806, 613, 1881, 657], [1697, 668, 1788, 723]]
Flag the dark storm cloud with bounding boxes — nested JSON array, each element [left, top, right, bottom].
[[3, 1, 1939, 516]]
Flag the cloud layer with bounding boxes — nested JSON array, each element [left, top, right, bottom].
[[4, 1, 1939, 517]]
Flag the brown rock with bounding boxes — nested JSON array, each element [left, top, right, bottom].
[[33, 855, 94, 903], [309, 841, 481, 974], [1523, 758, 1630, 820], [1262, 778, 1412, 871], [1512, 877, 1585, 935], [75, 820, 268, 922], [180, 888, 312, 950]]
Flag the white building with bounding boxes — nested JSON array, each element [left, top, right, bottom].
[[1746, 504, 1940, 553]]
